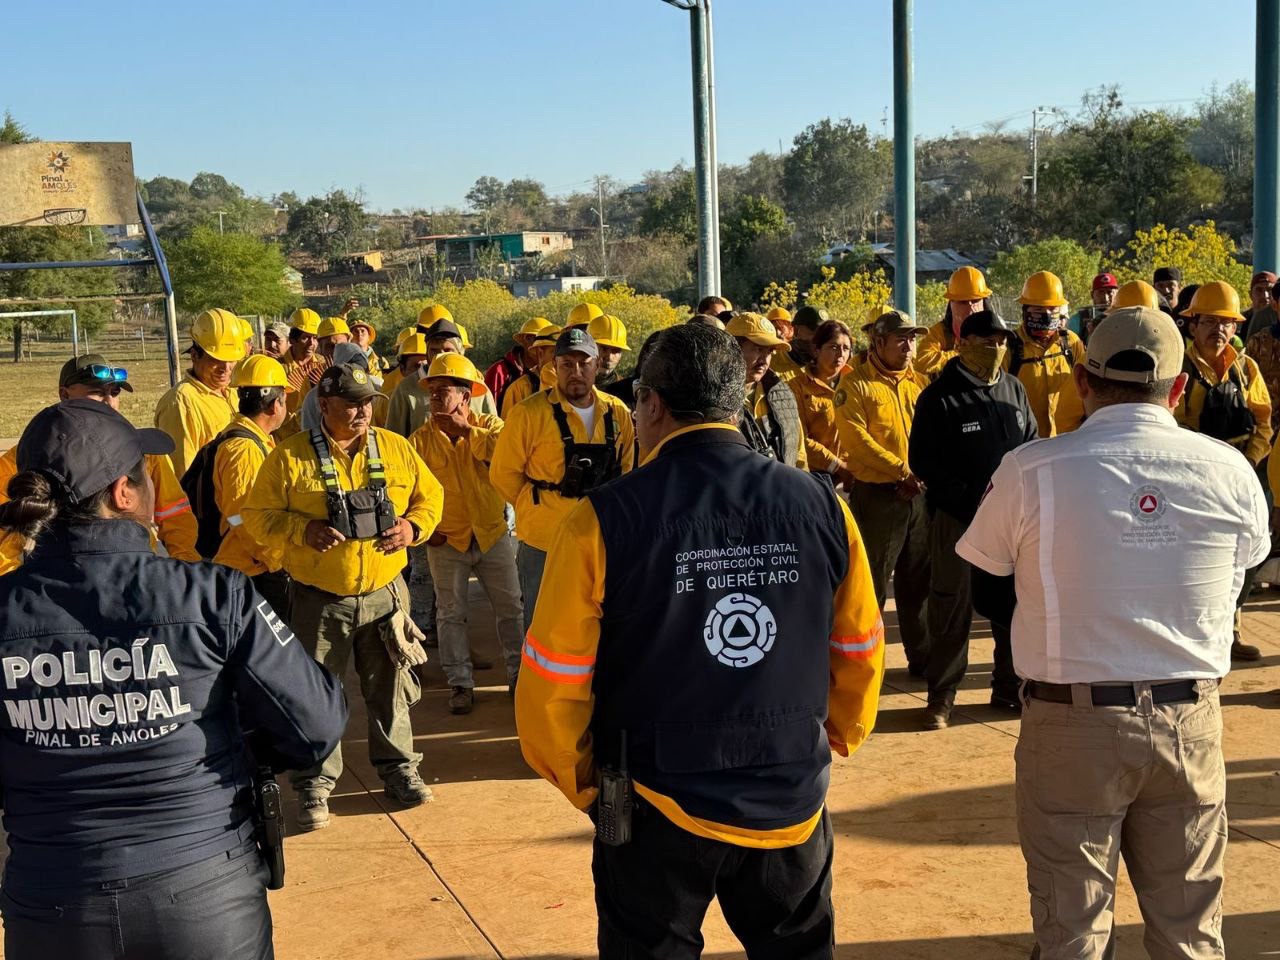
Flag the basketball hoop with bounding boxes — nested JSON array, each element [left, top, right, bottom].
[[41, 207, 87, 226]]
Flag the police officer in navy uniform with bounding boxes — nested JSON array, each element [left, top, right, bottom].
[[0, 400, 348, 960], [516, 324, 884, 959]]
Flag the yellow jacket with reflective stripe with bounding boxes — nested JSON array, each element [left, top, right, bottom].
[[0, 446, 198, 571], [515, 423, 884, 848], [489, 386, 636, 552], [212, 415, 282, 577], [154, 374, 238, 477], [147, 452, 200, 561], [835, 355, 928, 484], [915, 319, 958, 378], [242, 425, 443, 595], [410, 413, 508, 554], [1177, 342, 1274, 465], [788, 367, 852, 471], [1006, 328, 1086, 438]]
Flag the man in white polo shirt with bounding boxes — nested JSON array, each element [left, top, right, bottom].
[[957, 306, 1269, 960]]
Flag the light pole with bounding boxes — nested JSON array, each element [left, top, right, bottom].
[[892, 0, 915, 320], [662, 0, 721, 298], [1257, 0, 1280, 272], [215, 210, 228, 234]]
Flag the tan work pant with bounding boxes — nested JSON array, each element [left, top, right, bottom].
[[1015, 683, 1226, 960]]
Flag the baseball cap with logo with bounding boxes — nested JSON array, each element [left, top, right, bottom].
[[317, 363, 378, 401], [17, 399, 173, 504], [724, 312, 790, 352], [1084, 306, 1184, 384], [59, 353, 133, 392], [1092, 273, 1119, 291], [863, 309, 926, 337], [554, 327, 600, 359]]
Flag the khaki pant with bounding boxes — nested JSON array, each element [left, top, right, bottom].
[[288, 578, 422, 791], [1016, 685, 1226, 960], [851, 483, 931, 672], [426, 534, 525, 688]]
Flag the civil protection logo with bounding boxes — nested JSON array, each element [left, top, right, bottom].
[[1130, 484, 1166, 523], [703, 592, 777, 668]]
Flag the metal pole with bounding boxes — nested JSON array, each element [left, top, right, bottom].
[[164, 292, 180, 383], [597, 177, 608, 277], [892, 0, 916, 320], [690, 0, 716, 299], [1257, 0, 1280, 271], [1031, 108, 1040, 202], [703, 0, 721, 292], [71, 311, 80, 357]]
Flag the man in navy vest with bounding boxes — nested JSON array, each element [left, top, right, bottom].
[[515, 323, 884, 960]]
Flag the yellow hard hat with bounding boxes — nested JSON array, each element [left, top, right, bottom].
[[349, 318, 376, 336], [288, 308, 322, 336], [766, 306, 792, 323], [318, 317, 351, 339], [531, 324, 563, 344], [424, 352, 484, 385], [234, 315, 255, 341], [567, 303, 604, 328], [418, 304, 453, 326], [190, 308, 247, 362], [725, 312, 789, 352], [394, 325, 417, 350], [1018, 270, 1068, 308], [587, 314, 629, 351], [945, 266, 993, 302], [399, 332, 429, 357], [516, 316, 554, 340], [456, 321, 474, 349], [232, 354, 288, 389], [1182, 280, 1244, 321], [1110, 279, 1161, 312]]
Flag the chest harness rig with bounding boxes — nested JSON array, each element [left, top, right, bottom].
[[310, 429, 398, 538], [530, 401, 621, 503]]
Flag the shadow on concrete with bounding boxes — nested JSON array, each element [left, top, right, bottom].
[[410, 909, 1278, 959]]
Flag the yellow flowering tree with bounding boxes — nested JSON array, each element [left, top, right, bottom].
[[1105, 222, 1252, 298]]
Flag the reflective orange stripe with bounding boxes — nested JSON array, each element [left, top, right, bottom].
[[830, 617, 884, 659], [521, 631, 595, 684], [154, 498, 191, 521]]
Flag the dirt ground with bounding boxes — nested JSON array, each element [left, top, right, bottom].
[[251, 585, 1279, 960], [0, 335, 172, 435]]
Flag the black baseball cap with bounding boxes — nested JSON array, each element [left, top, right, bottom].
[[418, 319, 463, 342], [960, 309, 1014, 338], [1153, 266, 1182, 283], [16, 399, 172, 504], [792, 305, 829, 330], [555, 327, 599, 359], [58, 353, 134, 392], [317, 363, 378, 401]]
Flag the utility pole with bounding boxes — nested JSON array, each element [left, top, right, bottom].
[[215, 210, 228, 234], [1030, 108, 1041, 202], [592, 177, 609, 277], [892, 0, 915, 320], [1257, 0, 1280, 271], [663, 0, 721, 298]]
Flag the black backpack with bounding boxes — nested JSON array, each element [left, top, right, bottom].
[[1182, 357, 1256, 447], [1007, 329, 1073, 379], [180, 427, 268, 559]]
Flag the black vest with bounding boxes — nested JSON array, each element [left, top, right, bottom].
[[587, 428, 849, 830]]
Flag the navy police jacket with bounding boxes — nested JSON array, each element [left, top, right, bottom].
[[0, 518, 347, 893]]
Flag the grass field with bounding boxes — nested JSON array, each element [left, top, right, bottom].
[[0, 337, 176, 438]]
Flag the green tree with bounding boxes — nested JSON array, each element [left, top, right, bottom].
[[0, 226, 118, 342], [783, 118, 891, 241], [1, 110, 32, 144], [638, 171, 698, 244], [722, 194, 789, 262], [283, 190, 368, 259], [167, 226, 298, 316]]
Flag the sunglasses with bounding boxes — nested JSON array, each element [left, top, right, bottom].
[[71, 364, 129, 385]]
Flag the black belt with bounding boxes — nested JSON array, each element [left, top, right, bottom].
[[1026, 679, 1205, 707]]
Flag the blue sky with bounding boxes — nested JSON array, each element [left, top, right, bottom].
[[2, 0, 1258, 211]]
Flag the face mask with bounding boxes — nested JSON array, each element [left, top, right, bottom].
[[1023, 309, 1064, 335], [958, 342, 1007, 383]]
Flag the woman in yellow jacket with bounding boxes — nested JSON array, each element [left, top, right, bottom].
[[788, 319, 855, 487]]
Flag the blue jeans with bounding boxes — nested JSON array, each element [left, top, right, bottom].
[[1, 843, 273, 960], [517, 542, 548, 633]]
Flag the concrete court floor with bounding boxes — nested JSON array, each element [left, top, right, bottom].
[[260, 581, 1280, 960]]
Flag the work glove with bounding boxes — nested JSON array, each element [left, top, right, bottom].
[[382, 608, 429, 670]]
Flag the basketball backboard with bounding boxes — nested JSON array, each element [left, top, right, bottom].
[[0, 141, 139, 227]]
